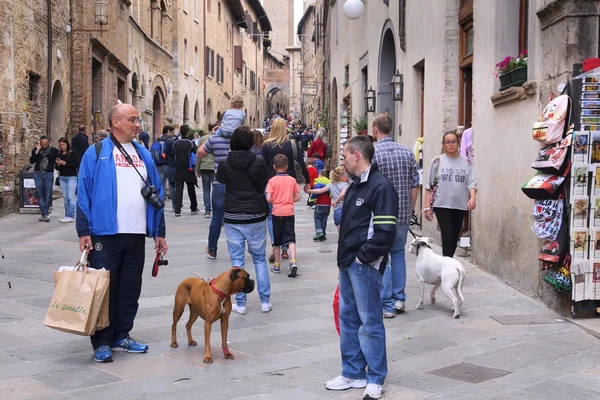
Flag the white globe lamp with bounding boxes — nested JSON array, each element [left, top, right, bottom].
[[343, 0, 364, 20]]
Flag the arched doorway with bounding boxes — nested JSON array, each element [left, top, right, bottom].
[[183, 95, 190, 124], [152, 89, 164, 140], [217, 111, 222, 122], [194, 100, 200, 127], [206, 99, 213, 126], [50, 80, 64, 146], [378, 24, 397, 137]]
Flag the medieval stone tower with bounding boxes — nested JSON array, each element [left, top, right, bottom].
[[262, 0, 295, 60]]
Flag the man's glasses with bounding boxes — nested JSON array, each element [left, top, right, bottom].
[[443, 140, 458, 145]]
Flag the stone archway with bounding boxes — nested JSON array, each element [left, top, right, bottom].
[[378, 22, 397, 137], [194, 100, 200, 127], [152, 88, 165, 140], [206, 99, 213, 126], [50, 80, 64, 146]]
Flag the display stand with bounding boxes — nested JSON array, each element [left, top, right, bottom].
[[569, 69, 600, 318]]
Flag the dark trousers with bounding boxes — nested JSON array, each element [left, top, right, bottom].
[[435, 207, 467, 257], [175, 180, 198, 214], [89, 234, 146, 349]]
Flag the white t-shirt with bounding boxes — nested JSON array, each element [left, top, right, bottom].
[[113, 143, 147, 234]]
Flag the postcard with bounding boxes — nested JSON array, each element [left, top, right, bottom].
[[572, 197, 589, 228], [573, 132, 590, 163], [592, 198, 600, 228], [583, 125, 600, 132], [572, 229, 589, 260], [572, 164, 589, 196], [592, 230, 600, 260], [582, 92, 600, 100], [582, 109, 600, 116]]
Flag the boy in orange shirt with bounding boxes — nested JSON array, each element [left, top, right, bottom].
[[266, 154, 301, 277]]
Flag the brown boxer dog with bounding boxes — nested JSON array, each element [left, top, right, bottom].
[[170, 267, 255, 363]]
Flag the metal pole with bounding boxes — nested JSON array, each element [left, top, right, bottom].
[[47, 0, 53, 140], [0, 241, 11, 289]]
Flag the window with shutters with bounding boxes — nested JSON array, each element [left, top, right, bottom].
[[205, 47, 211, 77], [218, 2, 221, 22], [234, 46, 242, 72], [216, 55, 224, 84], [210, 49, 215, 77], [207, 0, 211, 13]]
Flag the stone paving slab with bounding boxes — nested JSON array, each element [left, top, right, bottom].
[[0, 192, 600, 399]]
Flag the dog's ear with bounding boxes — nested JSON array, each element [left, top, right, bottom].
[[229, 267, 242, 281]]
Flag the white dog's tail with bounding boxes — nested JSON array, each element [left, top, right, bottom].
[[456, 265, 466, 303]]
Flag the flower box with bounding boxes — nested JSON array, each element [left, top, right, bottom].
[[499, 66, 528, 91]]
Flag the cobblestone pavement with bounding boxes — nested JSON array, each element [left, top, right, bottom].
[[1, 191, 600, 400]]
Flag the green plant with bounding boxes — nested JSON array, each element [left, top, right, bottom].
[[352, 115, 368, 132], [495, 50, 528, 76], [320, 105, 329, 129]]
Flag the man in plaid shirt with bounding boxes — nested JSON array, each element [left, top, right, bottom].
[[372, 113, 419, 317]]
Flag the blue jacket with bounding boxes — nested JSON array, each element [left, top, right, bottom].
[[76, 137, 166, 238], [338, 162, 398, 273]]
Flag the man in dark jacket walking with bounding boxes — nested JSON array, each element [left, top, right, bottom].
[[216, 126, 271, 315], [158, 125, 177, 209], [71, 125, 90, 163], [173, 124, 198, 216], [325, 136, 398, 400], [29, 135, 60, 221]]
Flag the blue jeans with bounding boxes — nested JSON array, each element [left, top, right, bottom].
[[59, 176, 77, 218], [157, 165, 169, 196], [33, 172, 54, 217], [333, 207, 343, 226], [267, 202, 288, 252], [314, 205, 330, 235], [200, 170, 214, 212], [339, 261, 387, 385], [208, 183, 226, 253], [164, 165, 176, 208], [381, 223, 409, 312], [224, 221, 271, 306]]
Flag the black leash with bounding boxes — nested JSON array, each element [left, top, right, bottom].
[[409, 211, 421, 240]]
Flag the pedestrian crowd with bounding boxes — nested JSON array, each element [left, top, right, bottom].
[[29, 100, 476, 400]]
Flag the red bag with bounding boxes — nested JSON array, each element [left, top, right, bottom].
[[333, 285, 340, 336]]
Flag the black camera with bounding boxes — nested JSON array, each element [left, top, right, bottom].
[[141, 185, 165, 210]]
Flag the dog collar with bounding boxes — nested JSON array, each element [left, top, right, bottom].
[[209, 280, 229, 298], [416, 242, 431, 256]]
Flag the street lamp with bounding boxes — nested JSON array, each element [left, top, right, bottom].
[[95, 0, 109, 25], [365, 86, 376, 113], [391, 70, 404, 101], [343, 0, 364, 20]]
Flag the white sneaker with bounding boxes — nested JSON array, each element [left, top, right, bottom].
[[394, 300, 406, 312], [59, 218, 69, 223], [362, 383, 384, 400], [261, 303, 272, 313], [325, 375, 367, 391], [232, 304, 247, 315], [383, 311, 395, 319]]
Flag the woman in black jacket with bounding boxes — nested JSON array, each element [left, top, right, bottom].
[[216, 126, 272, 315], [55, 137, 80, 223], [261, 118, 310, 261]]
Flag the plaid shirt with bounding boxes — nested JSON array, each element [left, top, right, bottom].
[[373, 137, 419, 223]]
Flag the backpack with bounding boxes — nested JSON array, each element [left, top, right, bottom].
[[521, 164, 570, 200], [532, 95, 572, 145], [150, 140, 167, 166]]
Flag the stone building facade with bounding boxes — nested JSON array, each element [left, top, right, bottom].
[[0, 0, 71, 215], [128, 0, 175, 139], [326, 0, 600, 314], [262, 0, 294, 63]]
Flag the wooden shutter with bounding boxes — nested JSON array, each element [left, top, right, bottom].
[[234, 46, 242, 71]]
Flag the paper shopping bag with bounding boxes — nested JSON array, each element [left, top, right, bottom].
[[55, 266, 110, 331], [44, 267, 108, 336]]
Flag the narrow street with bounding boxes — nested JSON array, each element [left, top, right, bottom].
[[0, 191, 599, 400]]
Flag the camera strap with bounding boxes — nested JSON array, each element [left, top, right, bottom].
[[109, 135, 152, 186]]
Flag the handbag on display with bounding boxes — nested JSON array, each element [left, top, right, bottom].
[[531, 131, 572, 174], [521, 164, 570, 200]]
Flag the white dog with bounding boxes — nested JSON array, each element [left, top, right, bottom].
[[409, 237, 466, 318]]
